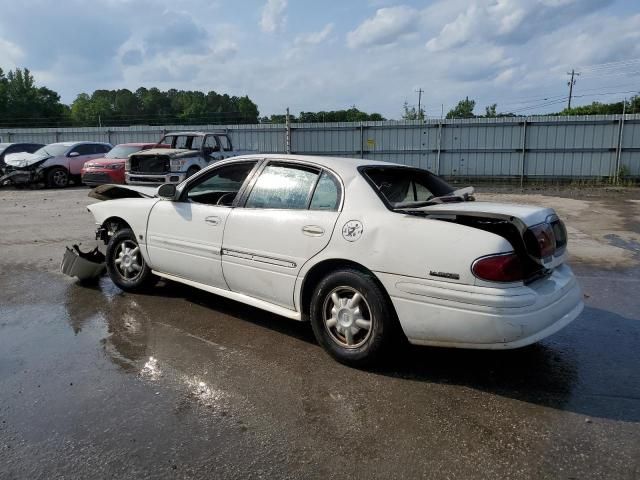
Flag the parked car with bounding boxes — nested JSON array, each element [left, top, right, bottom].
[[87, 154, 583, 366], [1, 141, 112, 188], [81, 143, 158, 186], [125, 131, 253, 185], [0, 142, 44, 168]]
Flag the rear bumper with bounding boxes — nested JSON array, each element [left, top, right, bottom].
[[125, 172, 186, 185], [376, 264, 583, 349]]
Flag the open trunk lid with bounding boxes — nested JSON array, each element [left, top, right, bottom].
[[408, 201, 568, 272]]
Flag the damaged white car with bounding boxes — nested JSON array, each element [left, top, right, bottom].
[[87, 155, 583, 366]]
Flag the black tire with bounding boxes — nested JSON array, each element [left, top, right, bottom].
[[185, 166, 200, 178], [46, 167, 69, 188], [310, 268, 397, 367], [106, 228, 156, 292]]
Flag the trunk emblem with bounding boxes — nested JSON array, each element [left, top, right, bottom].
[[429, 271, 460, 280]]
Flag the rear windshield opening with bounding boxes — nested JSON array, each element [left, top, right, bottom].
[[360, 166, 454, 208]]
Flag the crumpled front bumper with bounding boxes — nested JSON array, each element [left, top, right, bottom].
[[0, 167, 41, 186]]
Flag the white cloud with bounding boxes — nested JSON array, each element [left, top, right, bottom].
[[347, 6, 419, 49], [0, 38, 24, 70], [260, 0, 287, 33], [426, 0, 612, 52], [294, 23, 334, 47]]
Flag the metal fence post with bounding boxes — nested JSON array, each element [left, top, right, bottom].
[[285, 108, 291, 154], [520, 118, 528, 188], [360, 123, 364, 158], [615, 107, 626, 182], [436, 121, 443, 175]]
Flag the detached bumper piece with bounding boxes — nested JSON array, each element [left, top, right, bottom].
[[61, 245, 106, 281]]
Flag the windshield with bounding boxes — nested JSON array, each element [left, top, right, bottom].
[[361, 166, 454, 208], [159, 135, 200, 150], [34, 144, 69, 157], [0, 143, 10, 154], [105, 145, 142, 159]]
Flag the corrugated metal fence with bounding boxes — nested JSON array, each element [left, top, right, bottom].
[[1, 115, 639, 180]]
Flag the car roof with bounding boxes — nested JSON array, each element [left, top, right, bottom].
[[47, 141, 111, 146], [163, 131, 227, 136], [115, 143, 154, 147], [229, 154, 410, 180]]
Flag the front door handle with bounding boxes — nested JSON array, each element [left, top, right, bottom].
[[205, 216, 221, 226], [302, 225, 325, 236]]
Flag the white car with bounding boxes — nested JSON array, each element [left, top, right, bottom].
[[87, 154, 583, 366]]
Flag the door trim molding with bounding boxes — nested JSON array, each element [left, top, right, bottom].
[[221, 248, 297, 268]]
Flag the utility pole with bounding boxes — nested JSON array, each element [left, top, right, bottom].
[[285, 107, 291, 154], [566, 69, 580, 110], [416, 88, 424, 119]]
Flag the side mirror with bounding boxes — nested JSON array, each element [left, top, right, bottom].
[[158, 183, 177, 200], [68, 152, 80, 157]]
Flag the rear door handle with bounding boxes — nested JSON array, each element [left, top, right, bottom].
[[205, 216, 221, 226], [302, 225, 325, 236]]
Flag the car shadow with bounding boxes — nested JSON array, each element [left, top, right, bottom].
[[65, 277, 640, 423]]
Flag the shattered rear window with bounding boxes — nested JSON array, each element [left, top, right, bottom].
[[361, 166, 453, 207]]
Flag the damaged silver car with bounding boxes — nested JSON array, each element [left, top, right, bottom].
[[1, 141, 112, 188]]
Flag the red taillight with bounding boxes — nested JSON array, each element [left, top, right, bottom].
[[525, 223, 556, 259], [472, 253, 524, 283]]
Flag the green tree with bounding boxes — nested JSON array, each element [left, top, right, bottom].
[[401, 101, 424, 120], [446, 97, 476, 119], [0, 68, 66, 126], [484, 103, 497, 117]]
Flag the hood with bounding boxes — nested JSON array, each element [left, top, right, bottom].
[[417, 202, 555, 229], [88, 184, 159, 201], [131, 148, 196, 159], [85, 157, 125, 166], [4, 151, 51, 168]]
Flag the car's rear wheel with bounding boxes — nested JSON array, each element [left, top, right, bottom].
[[310, 268, 397, 367], [46, 167, 69, 188], [106, 228, 156, 292]]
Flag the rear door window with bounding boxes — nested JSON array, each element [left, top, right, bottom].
[[218, 135, 232, 151], [70, 144, 95, 156], [309, 171, 340, 211]]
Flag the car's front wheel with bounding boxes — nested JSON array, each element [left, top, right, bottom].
[[106, 228, 156, 292], [46, 167, 69, 188], [310, 268, 397, 367]]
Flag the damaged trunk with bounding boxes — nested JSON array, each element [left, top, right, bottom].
[[406, 202, 568, 282]]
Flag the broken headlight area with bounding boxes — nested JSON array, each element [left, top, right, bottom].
[[0, 160, 47, 186]]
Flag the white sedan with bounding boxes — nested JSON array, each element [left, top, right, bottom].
[[87, 154, 583, 366]]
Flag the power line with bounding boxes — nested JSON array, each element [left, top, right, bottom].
[[579, 57, 640, 72]]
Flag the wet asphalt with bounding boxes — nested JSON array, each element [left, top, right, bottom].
[[0, 188, 639, 479]]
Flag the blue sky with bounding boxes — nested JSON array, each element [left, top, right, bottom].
[[0, 0, 639, 118]]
